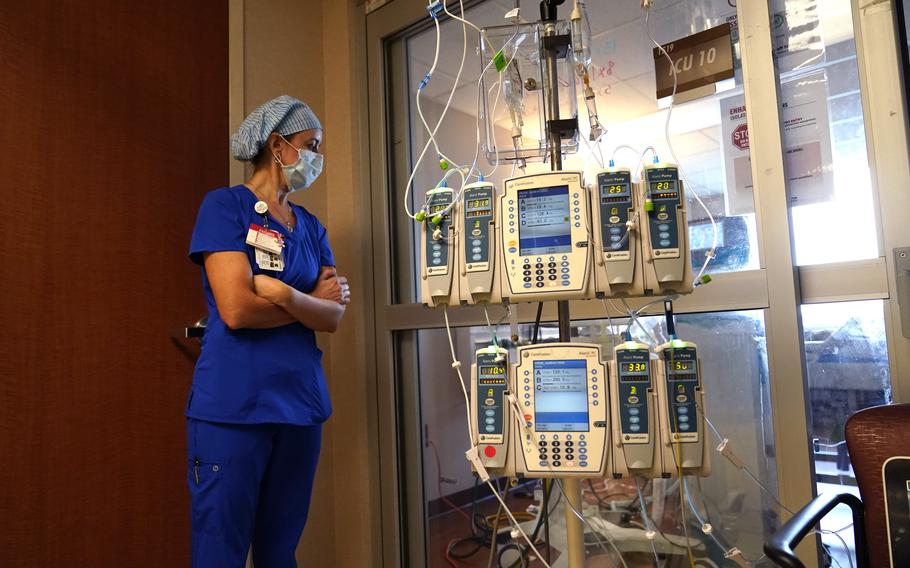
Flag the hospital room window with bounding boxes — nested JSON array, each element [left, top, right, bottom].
[[769, 0, 879, 265], [801, 300, 892, 565], [414, 310, 778, 566], [399, 0, 760, 304]]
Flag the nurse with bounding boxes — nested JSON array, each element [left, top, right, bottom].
[[186, 95, 350, 567]]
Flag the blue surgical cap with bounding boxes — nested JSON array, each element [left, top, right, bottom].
[[230, 95, 323, 162]]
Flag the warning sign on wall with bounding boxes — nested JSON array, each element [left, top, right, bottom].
[[720, 70, 834, 216]]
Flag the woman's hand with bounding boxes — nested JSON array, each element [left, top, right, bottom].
[[311, 267, 350, 305], [252, 274, 293, 306], [338, 275, 351, 305]]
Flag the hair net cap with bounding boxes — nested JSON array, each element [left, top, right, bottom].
[[230, 95, 323, 161]]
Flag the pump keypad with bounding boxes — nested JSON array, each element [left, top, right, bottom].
[[535, 434, 589, 468], [520, 256, 571, 289]]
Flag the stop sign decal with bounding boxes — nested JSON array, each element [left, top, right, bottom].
[[732, 123, 749, 150]]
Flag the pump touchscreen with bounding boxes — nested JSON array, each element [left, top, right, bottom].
[[518, 186, 572, 256], [533, 359, 589, 431]]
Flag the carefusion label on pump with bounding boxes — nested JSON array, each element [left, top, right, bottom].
[[533, 359, 590, 432]]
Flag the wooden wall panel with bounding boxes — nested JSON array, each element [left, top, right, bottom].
[[0, 1, 228, 565]]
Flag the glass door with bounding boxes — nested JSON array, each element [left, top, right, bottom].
[[364, 0, 910, 566]]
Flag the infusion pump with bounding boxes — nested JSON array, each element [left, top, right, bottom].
[[498, 171, 593, 303], [471, 346, 512, 472], [458, 181, 501, 305], [512, 343, 609, 478], [641, 163, 693, 296], [608, 340, 661, 478], [655, 339, 710, 476], [420, 186, 459, 307], [591, 167, 645, 298], [419, 166, 695, 306], [468, 339, 710, 481]]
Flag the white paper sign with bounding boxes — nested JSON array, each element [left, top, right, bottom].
[[721, 70, 834, 215], [771, 0, 826, 72], [726, 0, 825, 82]]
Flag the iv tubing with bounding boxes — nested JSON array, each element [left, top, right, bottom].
[[474, 29, 522, 181], [699, 410, 795, 516], [403, 1, 470, 220], [681, 477, 748, 562], [482, 304, 500, 349], [443, 305, 553, 568], [442, 305, 475, 446], [635, 478, 663, 567], [643, 5, 718, 286]]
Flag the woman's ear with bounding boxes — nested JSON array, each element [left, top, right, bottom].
[[266, 132, 283, 155]]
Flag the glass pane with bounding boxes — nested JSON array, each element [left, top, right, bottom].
[[902, 0, 910, 103], [802, 300, 892, 564], [413, 310, 779, 565], [397, 1, 761, 303], [598, 2, 760, 276], [767, 0, 879, 265], [906, 0, 910, 49]]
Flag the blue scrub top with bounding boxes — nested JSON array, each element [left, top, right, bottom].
[[187, 185, 334, 426]]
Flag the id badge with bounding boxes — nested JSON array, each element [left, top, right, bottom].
[[246, 224, 284, 255], [255, 248, 285, 272]]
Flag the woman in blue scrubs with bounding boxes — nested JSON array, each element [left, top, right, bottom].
[[186, 95, 350, 568]]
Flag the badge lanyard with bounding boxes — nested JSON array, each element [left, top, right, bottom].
[[247, 200, 285, 272]]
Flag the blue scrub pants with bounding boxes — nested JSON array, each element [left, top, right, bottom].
[[186, 418, 322, 568]]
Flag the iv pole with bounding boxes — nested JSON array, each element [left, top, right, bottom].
[[540, 2, 584, 567]]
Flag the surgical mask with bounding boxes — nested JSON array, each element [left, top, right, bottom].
[[275, 136, 324, 191]]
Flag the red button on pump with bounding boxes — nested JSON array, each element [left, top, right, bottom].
[[484, 445, 497, 458]]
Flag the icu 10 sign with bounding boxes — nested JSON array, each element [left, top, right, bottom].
[[653, 23, 735, 100]]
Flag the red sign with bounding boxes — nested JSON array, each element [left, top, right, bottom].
[[732, 123, 750, 150]]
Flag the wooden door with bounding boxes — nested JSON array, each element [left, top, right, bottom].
[[0, 1, 227, 565]]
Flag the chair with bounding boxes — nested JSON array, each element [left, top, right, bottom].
[[764, 403, 910, 567]]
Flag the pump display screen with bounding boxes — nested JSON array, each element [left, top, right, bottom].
[[601, 182, 631, 203], [649, 180, 678, 199], [518, 186, 572, 256], [668, 359, 696, 375], [479, 365, 506, 377], [533, 359, 589, 431], [622, 362, 649, 376]]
